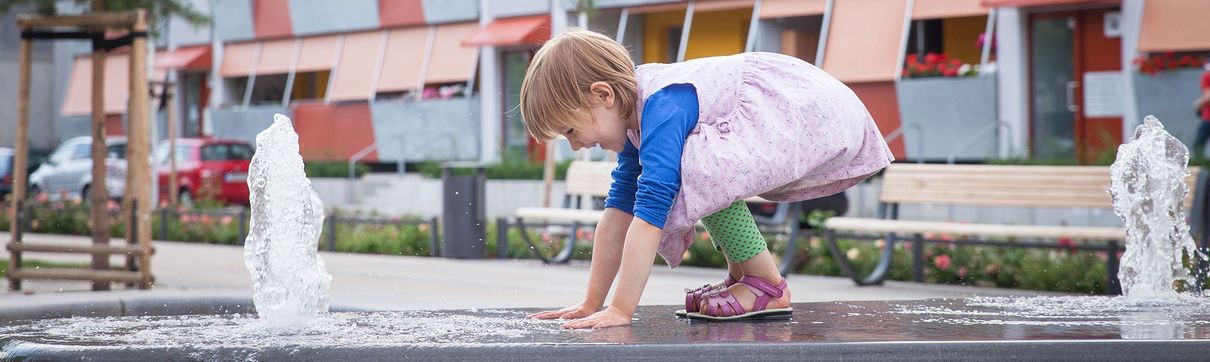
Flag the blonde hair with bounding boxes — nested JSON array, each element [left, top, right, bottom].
[[519, 28, 638, 141]]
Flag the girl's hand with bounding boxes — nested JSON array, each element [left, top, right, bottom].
[[561, 306, 632, 329], [526, 303, 600, 320]]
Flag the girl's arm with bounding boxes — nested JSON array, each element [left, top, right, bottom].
[[531, 140, 641, 320], [526, 208, 633, 320], [561, 217, 661, 329], [581, 208, 633, 309]]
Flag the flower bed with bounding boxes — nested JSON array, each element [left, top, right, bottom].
[[2, 200, 1114, 294]]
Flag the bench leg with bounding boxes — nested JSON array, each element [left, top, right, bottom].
[[515, 217, 555, 264], [823, 229, 895, 286], [550, 222, 578, 264], [514, 217, 576, 265]]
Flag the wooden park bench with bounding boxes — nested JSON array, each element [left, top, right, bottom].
[[820, 163, 1207, 294], [501, 161, 803, 266]]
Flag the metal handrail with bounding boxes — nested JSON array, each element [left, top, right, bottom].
[[348, 142, 377, 179], [885, 122, 924, 164], [947, 120, 1012, 164]]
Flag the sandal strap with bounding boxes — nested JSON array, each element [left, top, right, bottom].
[[737, 275, 786, 299], [684, 275, 739, 312], [705, 291, 745, 317]]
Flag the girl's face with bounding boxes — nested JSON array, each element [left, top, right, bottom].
[[562, 82, 631, 153]]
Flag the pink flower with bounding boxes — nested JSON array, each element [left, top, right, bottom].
[[933, 254, 952, 271], [220, 215, 233, 225]]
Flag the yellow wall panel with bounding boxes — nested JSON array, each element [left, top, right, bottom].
[[642, 8, 751, 64], [942, 16, 986, 65]]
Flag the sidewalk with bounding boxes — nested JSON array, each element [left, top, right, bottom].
[[0, 232, 1056, 311]]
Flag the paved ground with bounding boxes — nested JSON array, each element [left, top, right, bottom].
[[0, 232, 1057, 311]]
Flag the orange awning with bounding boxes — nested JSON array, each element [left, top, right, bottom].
[[382, 27, 435, 92], [154, 45, 211, 70], [426, 22, 480, 84], [914, 0, 988, 19], [256, 38, 296, 75], [695, 0, 753, 12], [821, 0, 909, 83], [1139, 0, 1210, 52], [220, 42, 258, 77], [296, 35, 340, 72], [377, 27, 428, 92], [462, 15, 551, 47], [981, 0, 1116, 7], [329, 31, 384, 101], [630, 0, 754, 14], [62, 53, 166, 116], [759, 0, 826, 18]]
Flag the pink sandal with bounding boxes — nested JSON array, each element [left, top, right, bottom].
[[687, 275, 793, 320], [675, 274, 738, 317]]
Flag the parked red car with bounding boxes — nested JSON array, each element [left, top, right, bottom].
[[156, 138, 254, 206]]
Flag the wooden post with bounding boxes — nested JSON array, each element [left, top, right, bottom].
[[167, 84, 179, 207], [541, 142, 555, 207], [90, 41, 112, 291], [9, 36, 32, 291], [127, 10, 153, 289]]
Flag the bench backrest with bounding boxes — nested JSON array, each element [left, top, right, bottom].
[[880, 164, 1201, 209], [564, 161, 617, 198]]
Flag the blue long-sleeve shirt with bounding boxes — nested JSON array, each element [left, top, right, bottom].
[[603, 84, 700, 229]]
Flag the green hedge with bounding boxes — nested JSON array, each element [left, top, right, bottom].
[[306, 161, 371, 178], [415, 160, 571, 180]]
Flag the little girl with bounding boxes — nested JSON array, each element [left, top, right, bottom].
[[522, 29, 892, 328]]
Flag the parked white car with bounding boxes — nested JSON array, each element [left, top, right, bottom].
[[28, 136, 127, 201]]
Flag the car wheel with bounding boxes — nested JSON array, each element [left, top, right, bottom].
[[178, 189, 193, 207], [81, 184, 91, 203]]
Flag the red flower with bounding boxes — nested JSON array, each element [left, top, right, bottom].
[[933, 254, 952, 271], [924, 53, 940, 64]]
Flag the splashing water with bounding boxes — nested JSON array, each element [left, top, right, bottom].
[[243, 113, 332, 329], [1109, 115, 1204, 300]]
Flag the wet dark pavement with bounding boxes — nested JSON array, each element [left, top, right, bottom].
[[5, 298, 1210, 360]]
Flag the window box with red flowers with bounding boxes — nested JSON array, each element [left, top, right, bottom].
[[896, 54, 998, 161], [1132, 51, 1210, 146], [902, 53, 981, 79], [1133, 52, 1207, 76]]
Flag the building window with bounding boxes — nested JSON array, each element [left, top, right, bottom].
[[221, 77, 248, 107], [290, 71, 330, 102], [249, 74, 287, 105]]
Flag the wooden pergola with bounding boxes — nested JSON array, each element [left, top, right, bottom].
[[8, 10, 155, 290]]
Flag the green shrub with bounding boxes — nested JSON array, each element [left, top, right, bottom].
[[415, 160, 571, 180], [306, 161, 370, 178]]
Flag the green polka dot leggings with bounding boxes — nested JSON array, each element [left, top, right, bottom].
[[700, 200, 767, 263]]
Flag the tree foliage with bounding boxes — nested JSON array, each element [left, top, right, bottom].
[[0, 0, 209, 28]]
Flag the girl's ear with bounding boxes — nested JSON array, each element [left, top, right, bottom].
[[589, 81, 615, 107]]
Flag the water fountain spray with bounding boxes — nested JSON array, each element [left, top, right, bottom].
[[1109, 115, 1206, 299], [243, 113, 332, 328]]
